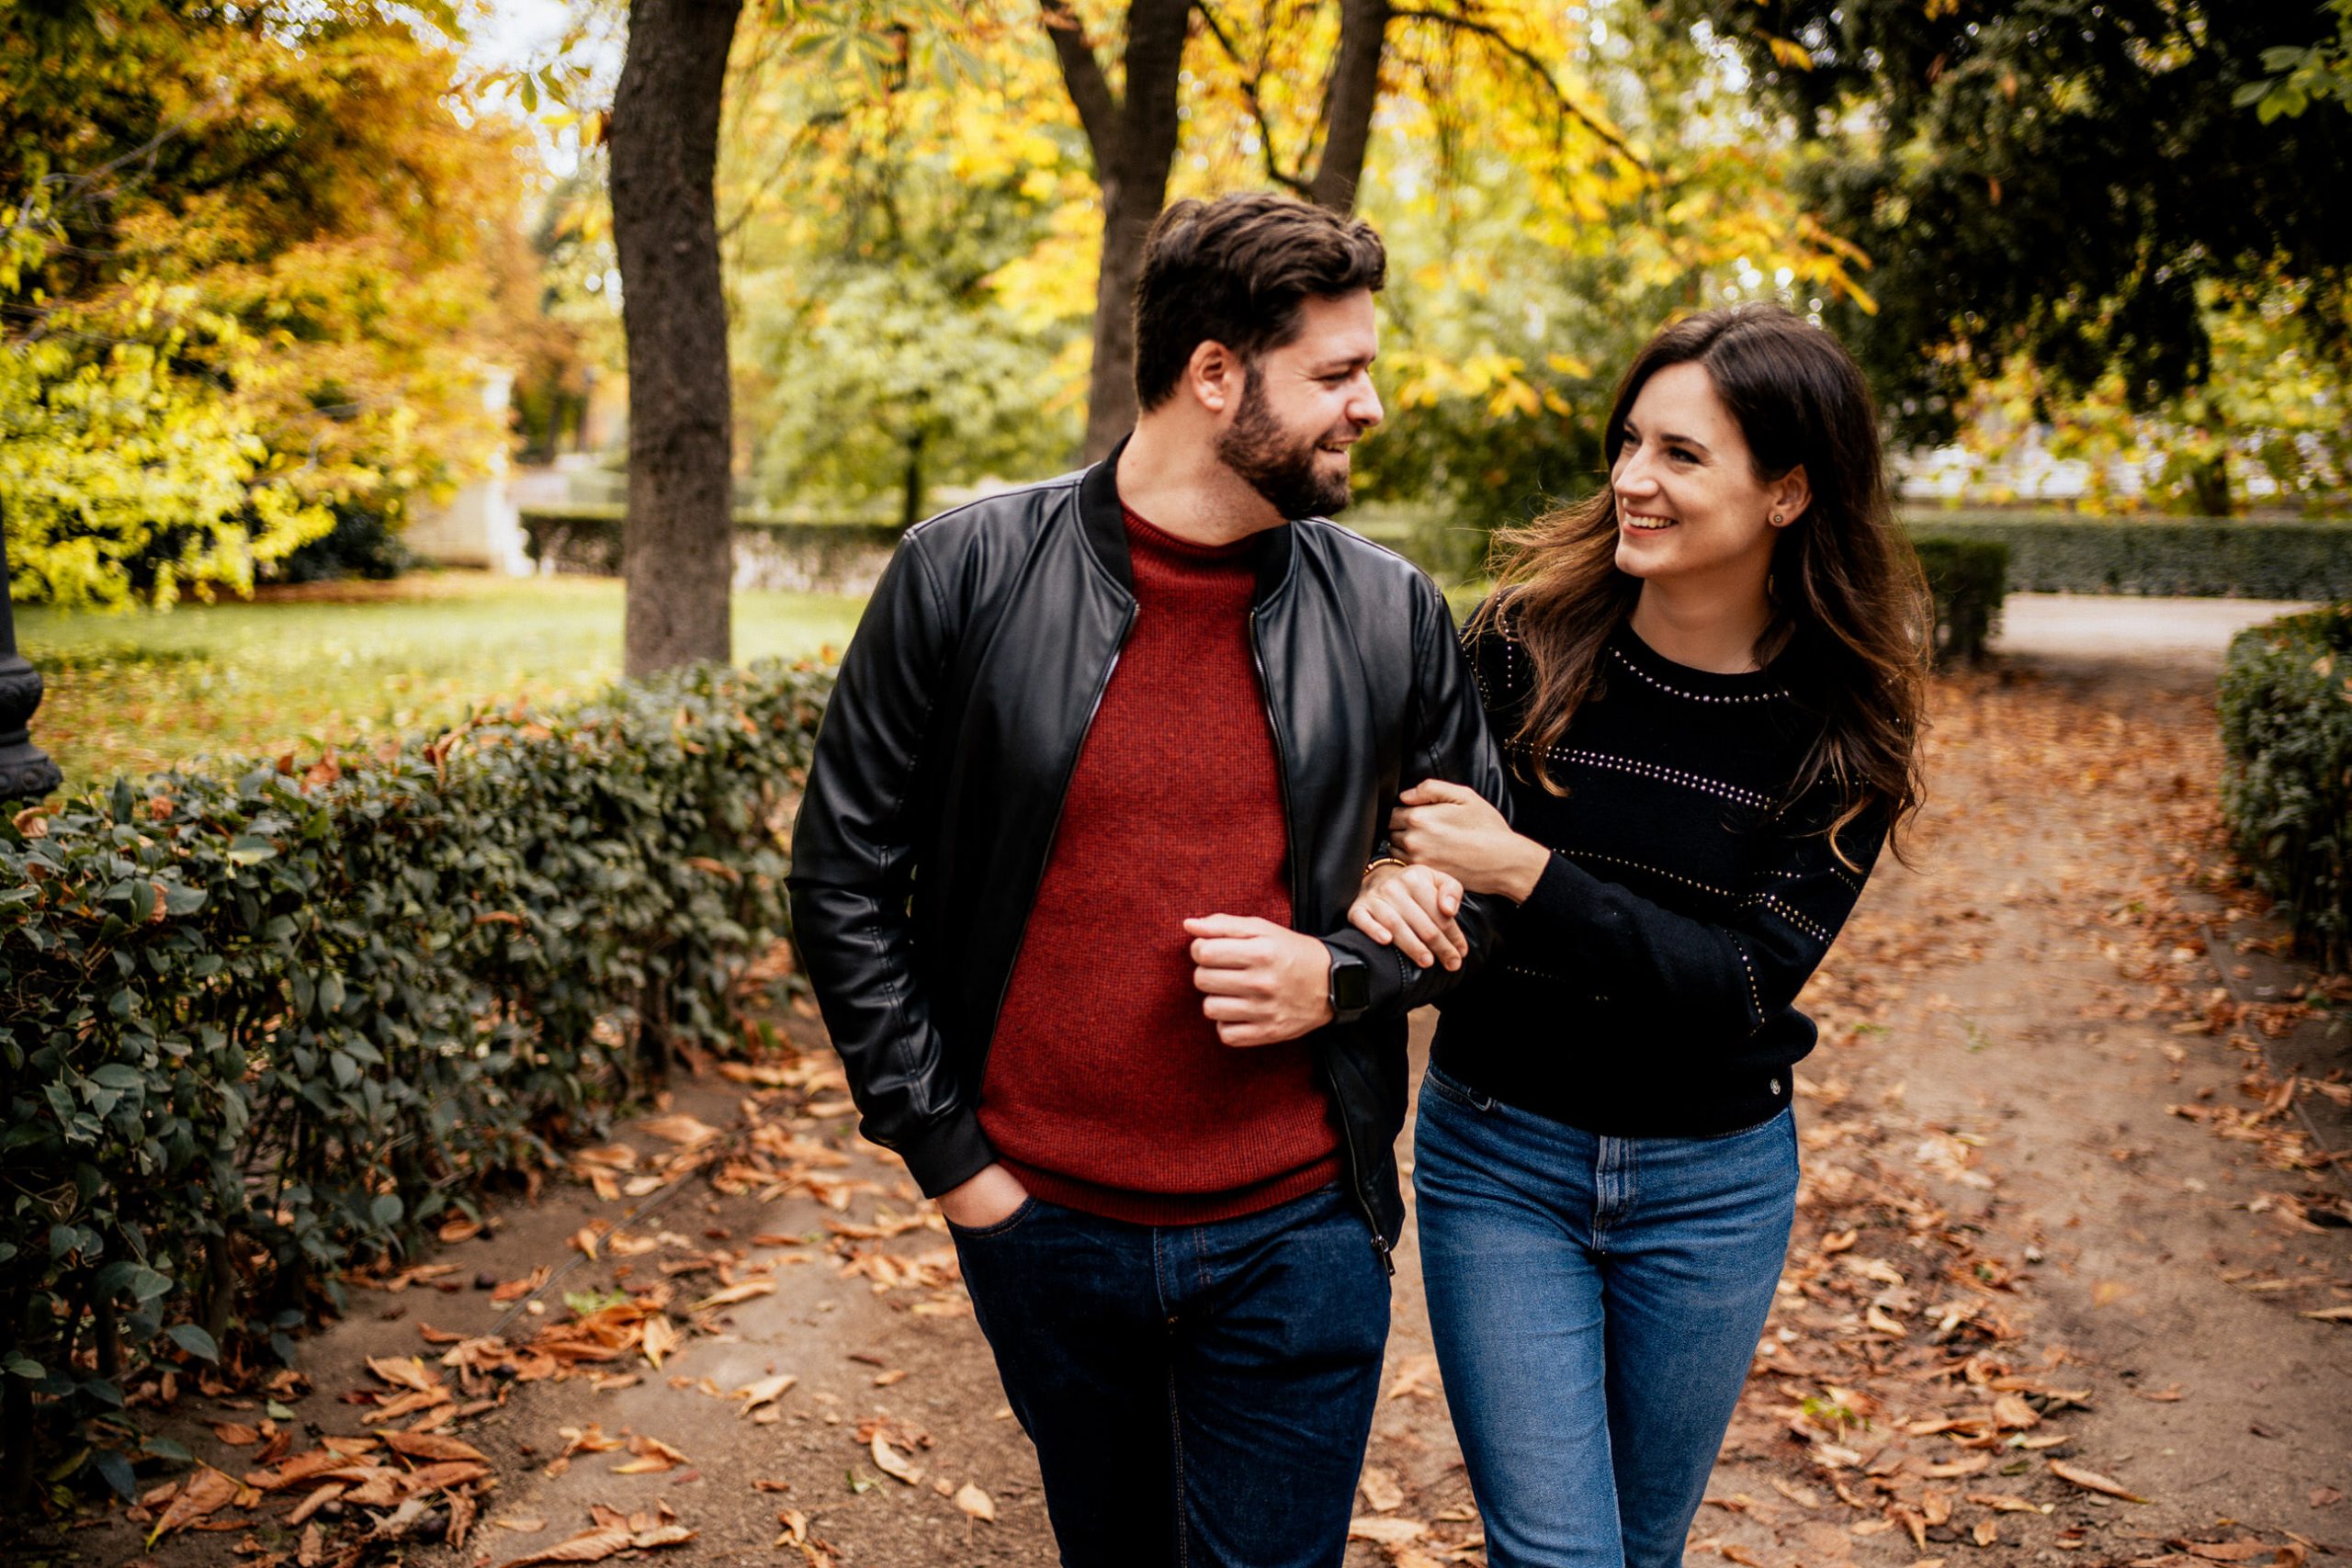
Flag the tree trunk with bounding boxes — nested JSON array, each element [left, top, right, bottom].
[[608, 0, 743, 679], [1047, 0, 1192, 463], [1308, 0, 1391, 212], [2188, 452, 2232, 517], [899, 428, 927, 531]]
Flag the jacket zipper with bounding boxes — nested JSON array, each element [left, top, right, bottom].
[[977, 601, 1139, 1057], [1250, 607, 1394, 1278]]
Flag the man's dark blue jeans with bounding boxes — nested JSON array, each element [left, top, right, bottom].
[[948, 1182, 1391, 1568]]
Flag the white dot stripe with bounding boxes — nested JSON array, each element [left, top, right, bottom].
[[1742, 891, 1834, 945], [1732, 938, 1764, 1025], [1609, 644, 1789, 705], [1558, 849, 1738, 902], [1520, 744, 1777, 808]]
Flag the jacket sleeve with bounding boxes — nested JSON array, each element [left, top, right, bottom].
[[1322, 577, 1514, 1017], [1517, 784, 1886, 1040], [786, 534, 996, 1197]]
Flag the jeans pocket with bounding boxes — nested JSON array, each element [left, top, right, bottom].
[[1422, 1063, 1493, 1113], [944, 1195, 1040, 1240]]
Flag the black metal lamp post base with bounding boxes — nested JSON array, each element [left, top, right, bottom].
[[0, 516, 62, 805]]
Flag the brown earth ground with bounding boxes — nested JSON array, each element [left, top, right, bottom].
[[62, 626, 2352, 1568]]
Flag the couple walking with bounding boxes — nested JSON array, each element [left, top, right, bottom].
[[787, 192, 1928, 1568]]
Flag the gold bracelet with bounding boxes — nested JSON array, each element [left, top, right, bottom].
[[1365, 856, 1408, 874]]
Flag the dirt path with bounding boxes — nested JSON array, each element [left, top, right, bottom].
[[86, 641, 2350, 1568]]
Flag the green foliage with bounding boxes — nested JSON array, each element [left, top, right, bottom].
[[1911, 537, 2011, 664], [2236, 0, 2352, 121], [0, 658, 833, 1490], [1676, 0, 2352, 444], [1, 0, 531, 609], [2220, 604, 2352, 968], [1896, 518, 2352, 600], [727, 33, 1088, 522]]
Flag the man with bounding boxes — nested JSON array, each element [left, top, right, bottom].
[[786, 191, 1506, 1568]]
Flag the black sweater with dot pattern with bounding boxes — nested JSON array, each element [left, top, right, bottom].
[[1430, 613, 1886, 1138]]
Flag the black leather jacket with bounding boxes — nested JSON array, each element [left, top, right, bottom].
[[786, 444, 1510, 1254]]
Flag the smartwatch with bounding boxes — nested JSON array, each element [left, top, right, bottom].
[[1326, 942, 1372, 1025]]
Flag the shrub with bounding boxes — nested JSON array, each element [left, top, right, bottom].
[[267, 503, 414, 584], [0, 659, 833, 1502], [1912, 537, 2012, 663], [2220, 604, 2352, 971], [1899, 517, 2352, 599]]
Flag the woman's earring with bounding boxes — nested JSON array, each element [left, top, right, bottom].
[[1770, 512, 1785, 525]]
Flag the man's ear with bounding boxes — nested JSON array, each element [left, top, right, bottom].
[[1769, 465, 1812, 528], [1187, 340, 1243, 415]]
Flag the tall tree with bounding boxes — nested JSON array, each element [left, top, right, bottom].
[[608, 0, 745, 678], [1042, 0, 1190, 460], [1040, 0, 1648, 460]]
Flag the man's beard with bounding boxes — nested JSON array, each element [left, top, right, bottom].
[[1215, 367, 1355, 520]]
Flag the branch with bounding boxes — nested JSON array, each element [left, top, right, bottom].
[[1040, 0, 1118, 168], [1388, 6, 1650, 173], [1307, 0, 1388, 211], [1194, 0, 1313, 197]]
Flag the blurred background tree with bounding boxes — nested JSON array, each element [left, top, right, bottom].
[[0, 0, 536, 609], [1673, 0, 2352, 513]]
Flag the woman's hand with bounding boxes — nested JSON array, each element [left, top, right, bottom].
[[1349, 862, 1468, 971], [1389, 779, 1551, 902]]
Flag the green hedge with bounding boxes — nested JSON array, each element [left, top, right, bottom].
[[519, 504, 903, 577], [0, 659, 833, 1502], [1912, 537, 2011, 664], [1900, 517, 2352, 599], [2220, 604, 2352, 971]]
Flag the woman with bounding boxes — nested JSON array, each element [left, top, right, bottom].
[[1351, 304, 1929, 1568]]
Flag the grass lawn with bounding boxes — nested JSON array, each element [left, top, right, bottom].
[[17, 571, 868, 793]]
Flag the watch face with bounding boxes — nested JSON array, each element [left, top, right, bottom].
[[1331, 957, 1371, 1014]]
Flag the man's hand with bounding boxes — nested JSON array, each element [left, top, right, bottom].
[[1183, 914, 1335, 1047], [936, 1163, 1029, 1230], [1349, 862, 1467, 970]]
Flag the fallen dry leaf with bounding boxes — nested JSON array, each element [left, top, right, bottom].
[[2299, 1305, 2352, 1323], [736, 1371, 797, 1416], [955, 1482, 997, 1522], [614, 1433, 690, 1474], [209, 1421, 261, 1447], [639, 1113, 722, 1147], [690, 1279, 776, 1312], [148, 1467, 242, 1544], [1360, 1463, 1405, 1513], [641, 1314, 681, 1371], [365, 1355, 440, 1394], [870, 1432, 924, 1485], [377, 1429, 486, 1464], [2050, 1460, 2150, 1503], [1347, 1517, 1429, 1545], [2313, 1487, 2344, 1509], [495, 1517, 697, 1568]]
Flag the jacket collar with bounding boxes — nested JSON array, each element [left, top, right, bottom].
[[1078, 433, 1298, 604]]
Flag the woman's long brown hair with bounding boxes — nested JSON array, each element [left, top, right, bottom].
[[1468, 304, 1931, 866]]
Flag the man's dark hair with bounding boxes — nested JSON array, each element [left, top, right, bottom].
[[1132, 192, 1386, 412]]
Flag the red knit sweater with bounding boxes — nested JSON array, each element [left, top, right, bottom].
[[977, 507, 1342, 1224]]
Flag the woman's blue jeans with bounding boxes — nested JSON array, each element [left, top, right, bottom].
[[1414, 1064, 1798, 1568]]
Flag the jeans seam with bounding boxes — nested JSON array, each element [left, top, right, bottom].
[[1169, 1365, 1189, 1568]]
